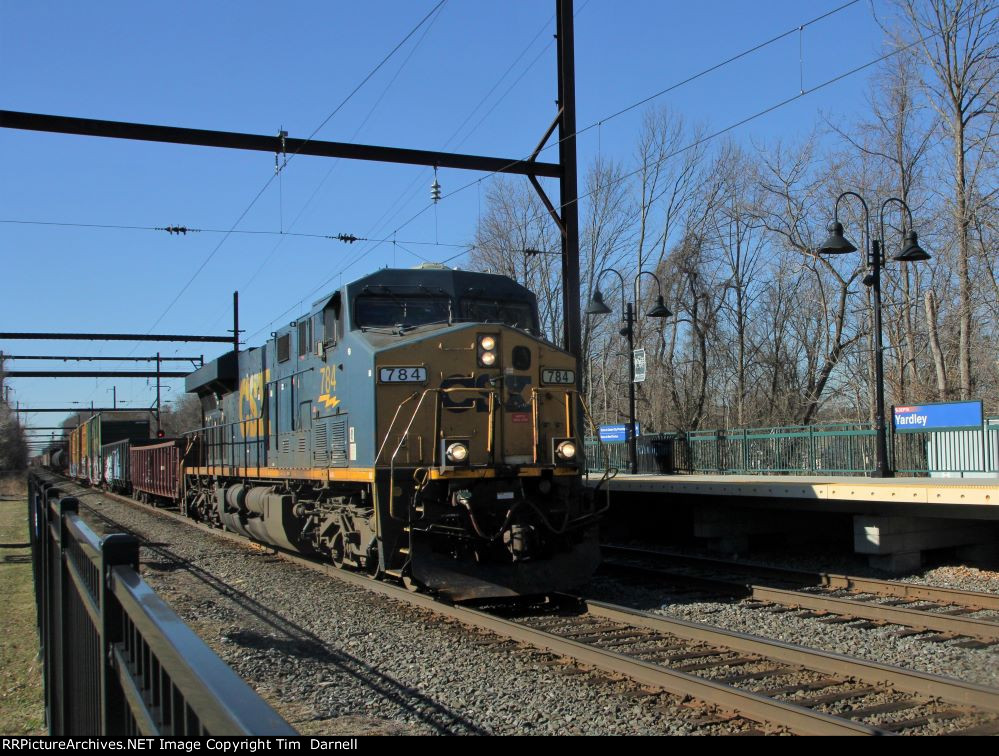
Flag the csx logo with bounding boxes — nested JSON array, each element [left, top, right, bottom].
[[441, 374, 491, 412]]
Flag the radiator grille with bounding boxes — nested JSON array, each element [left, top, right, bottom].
[[330, 420, 347, 465]]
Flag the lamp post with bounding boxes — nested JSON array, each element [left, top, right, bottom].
[[586, 268, 672, 474], [817, 192, 930, 478]]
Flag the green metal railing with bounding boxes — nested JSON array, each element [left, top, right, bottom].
[[585, 417, 999, 478], [894, 417, 999, 477]]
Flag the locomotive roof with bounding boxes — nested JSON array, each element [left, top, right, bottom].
[[312, 267, 537, 310]]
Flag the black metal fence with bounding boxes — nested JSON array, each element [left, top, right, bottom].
[[26, 473, 296, 736]]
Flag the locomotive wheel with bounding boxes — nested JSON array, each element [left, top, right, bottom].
[[330, 530, 346, 569]]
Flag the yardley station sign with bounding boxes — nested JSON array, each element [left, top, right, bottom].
[[892, 400, 983, 433]]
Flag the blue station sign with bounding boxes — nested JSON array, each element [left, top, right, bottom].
[[892, 400, 983, 433], [598, 423, 640, 443]]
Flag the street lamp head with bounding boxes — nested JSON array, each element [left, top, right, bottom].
[[817, 221, 857, 255], [585, 288, 612, 316], [646, 295, 672, 318], [892, 230, 930, 262]]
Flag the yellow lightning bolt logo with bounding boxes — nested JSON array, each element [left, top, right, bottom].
[[318, 393, 341, 410]]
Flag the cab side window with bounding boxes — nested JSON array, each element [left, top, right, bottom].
[[297, 319, 312, 359], [277, 334, 291, 363], [323, 293, 342, 350]]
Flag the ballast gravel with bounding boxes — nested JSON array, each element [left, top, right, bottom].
[[73, 490, 766, 736], [589, 547, 999, 688]]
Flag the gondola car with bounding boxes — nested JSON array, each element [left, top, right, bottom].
[[182, 265, 602, 599]]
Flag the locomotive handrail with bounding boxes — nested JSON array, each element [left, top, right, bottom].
[[373, 391, 422, 466], [381, 386, 501, 522], [184, 416, 265, 477]]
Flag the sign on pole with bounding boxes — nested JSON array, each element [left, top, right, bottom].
[[598, 423, 641, 443], [892, 400, 983, 432], [633, 348, 646, 383]]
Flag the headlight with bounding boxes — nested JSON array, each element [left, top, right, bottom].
[[552, 438, 578, 465], [478, 334, 499, 367], [556, 440, 577, 460], [446, 442, 469, 464]]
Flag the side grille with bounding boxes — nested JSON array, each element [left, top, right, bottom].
[[314, 423, 329, 463], [330, 420, 347, 465]]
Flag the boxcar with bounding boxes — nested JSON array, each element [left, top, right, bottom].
[[68, 415, 151, 486]]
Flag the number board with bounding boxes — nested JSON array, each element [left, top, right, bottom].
[[378, 366, 427, 383], [541, 368, 575, 385]]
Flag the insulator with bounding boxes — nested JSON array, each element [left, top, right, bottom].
[[431, 178, 441, 203]]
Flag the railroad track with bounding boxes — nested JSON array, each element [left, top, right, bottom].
[[39, 474, 999, 736], [601, 545, 999, 647]]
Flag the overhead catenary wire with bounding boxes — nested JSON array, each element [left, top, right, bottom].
[[391, 28, 937, 268], [0, 219, 470, 248], [135, 0, 449, 340], [238, 5, 582, 342], [283, 8, 567, 300], [383, 0, 867, 241], [226, 0, 451, 305], [89, 1, 449, 412], [242, 1, 872, 345]]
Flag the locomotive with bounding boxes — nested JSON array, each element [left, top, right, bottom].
[[183, 266, 602, 599]]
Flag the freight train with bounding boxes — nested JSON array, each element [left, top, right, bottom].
[[62, 266, 604, 600]]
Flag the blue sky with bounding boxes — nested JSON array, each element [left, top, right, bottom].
[[1, 0, 888, 435]]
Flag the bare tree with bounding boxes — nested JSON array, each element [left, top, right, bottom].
[[159, 393, 204, 436], [0, 403, 27, 470], [890, 0, 999, 399], [755, 137, 866, 423]]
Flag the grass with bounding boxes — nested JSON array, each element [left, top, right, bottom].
[[0, 474, 45, 735]]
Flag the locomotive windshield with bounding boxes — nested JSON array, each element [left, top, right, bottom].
[[459, 298, 537, 331], [354, 295, 452, 329]]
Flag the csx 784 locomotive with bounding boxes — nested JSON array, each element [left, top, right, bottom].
[[184, 266, 601, 599]]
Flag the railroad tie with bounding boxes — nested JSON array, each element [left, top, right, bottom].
[[756, 677, 842, 698], [877, 709, 966, 733], [796, 686, 882, 708], [844, 700, 921, 720], [672, 655, 758, 673], [919, 632, 960, 643], [659, 648, 729, 664], [951, 639, 994, 650], [713, 667, 789, 684], [947, 720, 999, 736]]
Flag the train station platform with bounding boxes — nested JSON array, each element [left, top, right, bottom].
[[586, 473, 999, 572], [586, 473, 999, 509]]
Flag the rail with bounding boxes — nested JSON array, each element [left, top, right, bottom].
[[26, 473, 294, 736]]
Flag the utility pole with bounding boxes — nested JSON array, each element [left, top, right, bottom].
[[156, 352, 162, 435], [556, 0, 581, 366], [232, 291, 240, 355]]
